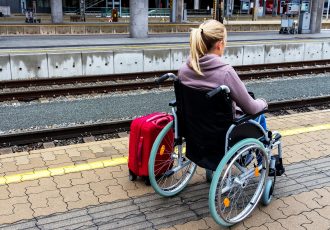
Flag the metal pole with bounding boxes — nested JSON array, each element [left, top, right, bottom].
[[120, 0, 122, 17], [263, 0, 266, 16], [327, 0, 329, 20], [171, 0, 177, 22], [220, 0, 224, 22], [219, 0, 224, 21], [176, 0, 183, 22], [252, 0, 258, 21], [106, 0, 108, 16], [223, 0, 227, 17], [112, 0, 114, 9], [272, 0, 277, 16], [213, 0, 217, 20]]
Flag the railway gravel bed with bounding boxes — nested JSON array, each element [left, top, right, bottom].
[[0, 74, 329, 135]]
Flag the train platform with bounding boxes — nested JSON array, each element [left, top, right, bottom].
[[2, 30, 329, 80], [2, 30, 330, 51], [0, 109, 329, 229]]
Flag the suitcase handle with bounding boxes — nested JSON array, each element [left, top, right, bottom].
[[137, 136, 144, 167], [153, 117, 171, 127], [146, 113, 167, 122]]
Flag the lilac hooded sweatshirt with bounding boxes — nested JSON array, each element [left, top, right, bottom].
[[178, 54, 267, 117]]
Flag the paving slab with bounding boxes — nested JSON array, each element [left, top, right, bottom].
[[0, 110, 328, 229]]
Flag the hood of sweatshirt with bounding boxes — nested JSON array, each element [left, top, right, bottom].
[[187, 54, 228, 71]]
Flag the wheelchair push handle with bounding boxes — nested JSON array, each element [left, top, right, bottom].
[[155, 73, 178, 84], [206, 85, 230, 99]]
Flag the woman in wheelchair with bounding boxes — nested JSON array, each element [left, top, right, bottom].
[[148, 20, 284, 227], [179, 19, 268, 130]]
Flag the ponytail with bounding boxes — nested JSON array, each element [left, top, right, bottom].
[[190, 28, 208, 76], [189, 20, 227, 76]]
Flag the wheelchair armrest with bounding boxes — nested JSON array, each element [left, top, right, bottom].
[[233, 110, 267, 125], [155, 73, 178, 85], [206, 85, 230, 99], [169, 100, 177, 107]]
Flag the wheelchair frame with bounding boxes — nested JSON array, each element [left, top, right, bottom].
[[148, 73, 283, 227]]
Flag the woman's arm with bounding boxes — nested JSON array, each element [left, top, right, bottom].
[[224, 68, 267, 115]]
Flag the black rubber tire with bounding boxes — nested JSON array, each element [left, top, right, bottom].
[[143, 176, 151, 186], [261, 179, 274, 206], [129, 170, 137, 181], [206, 169, 213, 183]]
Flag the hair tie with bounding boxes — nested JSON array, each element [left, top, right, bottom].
[[200, 28, 203, 34]]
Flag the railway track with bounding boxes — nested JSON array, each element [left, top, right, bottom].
[[0, 60, 329, 102], [0, 95, 329, 147]]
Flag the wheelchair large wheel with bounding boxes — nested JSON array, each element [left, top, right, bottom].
[[149, 121, 197, 197], [209, 138, 269, 226]]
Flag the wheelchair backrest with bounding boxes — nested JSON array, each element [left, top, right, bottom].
[[174, 80, 234, 171]]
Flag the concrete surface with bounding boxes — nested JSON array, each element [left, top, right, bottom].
[[0, 110, 328, 229], [1, 33, 330, 80]]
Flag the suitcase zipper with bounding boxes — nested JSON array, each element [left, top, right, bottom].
[[137, 136, 144, 167]]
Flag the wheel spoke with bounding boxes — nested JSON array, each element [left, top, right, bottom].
[[149, 122, 196, 196], [210, 142, 269, 225]]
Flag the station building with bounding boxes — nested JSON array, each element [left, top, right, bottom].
[[0, 0, 214, 14], [0, 1, 252, 14], [0, 0, 324, 18]]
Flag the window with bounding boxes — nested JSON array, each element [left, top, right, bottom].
[[37, 0, 50, 7]]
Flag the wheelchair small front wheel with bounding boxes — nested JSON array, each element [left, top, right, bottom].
[[206, 169, 213, 183], [128, 170, 137, 181], [149, 121, 197, 197], [209, 138, 269, 227], [261, 178, 274, 206]]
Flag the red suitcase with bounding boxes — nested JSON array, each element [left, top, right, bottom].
[[128, 112, 174, 184]]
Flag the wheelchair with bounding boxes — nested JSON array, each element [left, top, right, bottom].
[[148, 73, 285, 227]]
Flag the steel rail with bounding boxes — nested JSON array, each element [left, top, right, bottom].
[[236, 59, 330, 72], [0, 81, 173, 102], [239, 65, 330, 80], [0, 95, 329, 146], [0, 71, 169, 88], [0, 120, 131, 147], [267, 96, 330, 112]]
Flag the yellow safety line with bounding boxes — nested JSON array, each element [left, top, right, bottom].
[[0, 156, 128, 185], [1, 38, 329, 54], [0, 123, 329, 185], [281, 123, 330, 137]]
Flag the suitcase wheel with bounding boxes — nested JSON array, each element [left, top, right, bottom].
[[143, 176, 151, 186], [129, 170, 137, 181]]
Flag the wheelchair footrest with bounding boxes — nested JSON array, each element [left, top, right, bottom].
[[273, 133, 282, 142], [269, 167, 285, 177], [269, 155, 285, 177], [276, 166, 285, 176]]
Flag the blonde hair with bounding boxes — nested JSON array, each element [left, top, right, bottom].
[[189, 20, 227, 76]]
